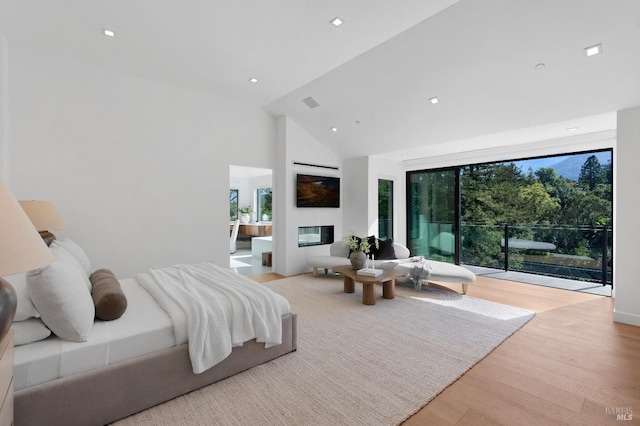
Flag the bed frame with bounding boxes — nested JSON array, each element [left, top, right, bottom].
[[14, 312, 297, 426]]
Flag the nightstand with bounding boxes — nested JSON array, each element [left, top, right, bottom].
[[0, 329, 13, 426]]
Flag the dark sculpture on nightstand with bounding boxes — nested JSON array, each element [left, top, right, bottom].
[[0, 280, 16, 342]]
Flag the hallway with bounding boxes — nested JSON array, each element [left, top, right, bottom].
[[230, 247, 272, 276]]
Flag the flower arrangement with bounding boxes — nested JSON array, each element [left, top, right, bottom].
[[343, 233, 379, 254], [238, 206, 253, 214]]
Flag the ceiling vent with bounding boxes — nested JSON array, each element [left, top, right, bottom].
[[302, 96, 320, 109]]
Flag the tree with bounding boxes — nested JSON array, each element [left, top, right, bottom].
[[563, 189, 611, 226], [516, 182, 560, 223], [461, 163, 524, 224], [578, 155, 607, 190], [535, 167, 571, 212]]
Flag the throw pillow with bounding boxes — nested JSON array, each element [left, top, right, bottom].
[[372, 238, 397, 260], [91, 269, 127, 321], [12, 318, 52, 346], [26, 245, 95, 342], [51, 238, 92, 277]]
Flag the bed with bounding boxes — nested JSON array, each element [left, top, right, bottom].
[[8, 239, 297, 426]]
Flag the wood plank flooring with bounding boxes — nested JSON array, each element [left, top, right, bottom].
[[250, 272, 640, 425]]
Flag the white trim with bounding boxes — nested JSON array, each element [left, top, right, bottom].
[[613, 309, 640, 327], [403, 130, 616, 171]]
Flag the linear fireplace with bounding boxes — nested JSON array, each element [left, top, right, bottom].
[[298, 225, 334, 247]]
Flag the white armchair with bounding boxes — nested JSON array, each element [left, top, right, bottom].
[[230, 220, 240, 254]]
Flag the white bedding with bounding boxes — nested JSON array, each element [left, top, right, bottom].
[[13, 278, 175, 391], [137, 262, 291, 374]]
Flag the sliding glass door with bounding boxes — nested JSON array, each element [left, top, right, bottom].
[[406, 149, 613, 288], [407, 169, 458, 263]]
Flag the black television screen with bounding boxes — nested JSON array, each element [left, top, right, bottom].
[[296, 174, 340, 208]]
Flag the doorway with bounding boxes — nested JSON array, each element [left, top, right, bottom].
[[229, 165, 273, 276]]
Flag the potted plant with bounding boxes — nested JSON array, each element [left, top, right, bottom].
[[343, 233, 379, 269], [239, 206, 252, 224]]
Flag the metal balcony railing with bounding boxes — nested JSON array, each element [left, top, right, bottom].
[[460, 223, 612, 286]]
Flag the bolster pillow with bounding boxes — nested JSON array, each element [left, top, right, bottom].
[[90, 269, 128, 321]]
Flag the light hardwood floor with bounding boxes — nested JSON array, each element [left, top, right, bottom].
[[251, 272, 640, 425]]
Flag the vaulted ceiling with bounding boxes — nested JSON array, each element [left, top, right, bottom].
[[2, 0, 638, 160]]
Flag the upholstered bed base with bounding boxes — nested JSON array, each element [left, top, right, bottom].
[[14, 313, 297, 426]]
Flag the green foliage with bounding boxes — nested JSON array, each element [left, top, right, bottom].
[[578, 155, 607, 190], [258, 188, 272, 219], [516, 182, 560, 223], [460, 225, 503, 268], [574, 238, 590, 258], [462, 157, 611, 229], [229, 189, 239, 220], [378, 179, 393, 239], [458, 154, 612, 268], [343, 233, 378, 253]]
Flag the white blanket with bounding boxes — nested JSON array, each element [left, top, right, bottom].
[[137, 262, 291, 374]]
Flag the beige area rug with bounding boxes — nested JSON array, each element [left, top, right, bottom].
[[114, 274, 535, 426]]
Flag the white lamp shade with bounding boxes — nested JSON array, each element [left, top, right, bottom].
[[0, 182, 54, 276], [18, 200, 67, 232]]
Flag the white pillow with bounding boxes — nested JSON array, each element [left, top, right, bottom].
[[50, 239, 92, 291], [4, 273, 40, 321], [27, 245, 94, 342], [12, 318, 51, 346], [51, 238, 92, 277]]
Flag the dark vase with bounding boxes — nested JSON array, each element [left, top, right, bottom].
[[0, 279, 17, 341], [350, 251, 367, 270]]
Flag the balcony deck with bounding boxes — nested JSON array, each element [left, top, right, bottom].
[[465, 265, 612, 296]]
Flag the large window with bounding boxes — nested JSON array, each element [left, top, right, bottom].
[[406, 149, 613, 286], [230, 189, 238, 220], [257, 188, 272, 221], [378, 179, 394, 240]]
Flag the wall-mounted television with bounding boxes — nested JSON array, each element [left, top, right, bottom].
[[296, 174, 340, 208]]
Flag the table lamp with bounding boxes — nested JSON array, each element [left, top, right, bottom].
[[18, 200, 68, 246], [0, 182, 55, 341]]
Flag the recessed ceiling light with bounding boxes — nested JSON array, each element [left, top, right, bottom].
[[102, 28, 115, 37], [249, 77, 259, 83], [585, 43, 602, 57], [429, 97, 439, 105], [330, 17, 344, 27], [331, 127, 338, 132], [567, 127, 579, 132], [535, 63, 546, 70]]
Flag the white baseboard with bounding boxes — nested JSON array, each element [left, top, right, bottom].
[[613, 309, 640, 327]]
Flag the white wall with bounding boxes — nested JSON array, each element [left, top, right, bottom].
[[340, 156, 405, 244], [342, 157, 369, 236], [275, 117, 342, 276], [613, 106, 640, 325], [6, 45, 277, 278]]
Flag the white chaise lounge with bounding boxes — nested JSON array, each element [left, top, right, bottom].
[[307, 240, 476, 294]]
